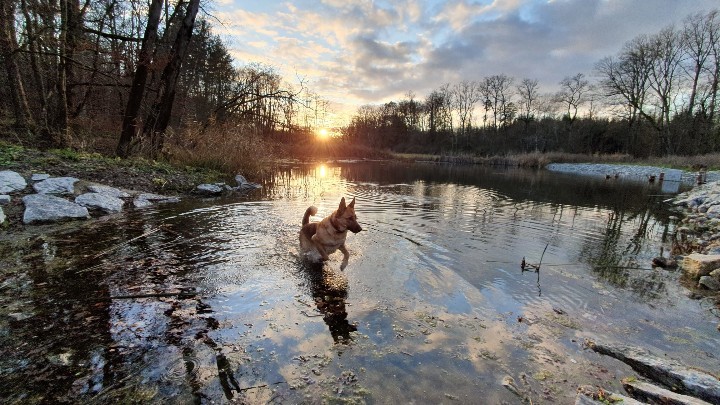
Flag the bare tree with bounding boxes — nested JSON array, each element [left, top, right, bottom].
[[481, 74, 514, 130], [647, 26, 684, 153], [555, 73, 591, 122], [1, 0, 34, 130], [451, 80, 481, 139], [516, 78, 539, 122]]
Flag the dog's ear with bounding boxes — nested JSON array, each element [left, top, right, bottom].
[[348, 197, 356, 208], [337, 197, 347, 214]]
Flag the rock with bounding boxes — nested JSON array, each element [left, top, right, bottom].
[[501, 375, 522, 397], [31, 173, 50, 181], [23, 194, 89, 224], [33, 177, 79, 195], [0, 195, 10, 205], [86, 184, 131, 198], [133, 193, 180, 208], [575, 385, 644, 405], [698, 276, 720, 291], [0, 206, 5, 224], [196, 183, 224, 195], [652, 257, 678, 269], [75, 192, 124, 214], [710, 268, 720, 280], [235, 174, 261, 190], [681, 253, 720, 278], [623, 379, 713, 405], [0, 170, 27, 193], [588, 340, 720, 403]]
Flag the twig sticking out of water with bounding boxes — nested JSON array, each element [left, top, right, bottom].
[[521, 243, 549, 273], [91, 292, 198, 301]]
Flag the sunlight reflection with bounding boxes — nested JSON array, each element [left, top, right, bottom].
[[318, 164, 327, 178]]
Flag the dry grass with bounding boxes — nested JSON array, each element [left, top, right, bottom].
[[164, 124, 275, 176]]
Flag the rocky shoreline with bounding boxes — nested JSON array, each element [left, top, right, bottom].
[[0, 170, 260, 227]]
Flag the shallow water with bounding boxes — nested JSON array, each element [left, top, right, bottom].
[[1, 161, 718, 404]]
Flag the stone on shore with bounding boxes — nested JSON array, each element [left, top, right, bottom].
[[23, 194, 89, 224], [698, 275, 720, 290], [75, 192, 125, 214], [588, 340, 720, 403], [0, 170, 27, 193], [134, 193, 180, 208], [235, 174, 261, 190], [33, 177, 79, 195], [0, 195, 10, 205], [196, 183, 224, 195], [86, 184, 131, 198], [31, 173, 50, 181], [623, 379, 713, 405], [0, 206, 5, 224], [681, 253, 720, 278]]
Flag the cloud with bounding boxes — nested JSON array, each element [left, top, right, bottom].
[[215, 0, 719, 121]]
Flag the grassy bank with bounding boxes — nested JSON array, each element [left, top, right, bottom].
[[393, 151, 720, 170]]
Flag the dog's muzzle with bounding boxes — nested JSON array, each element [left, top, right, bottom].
[[348, 223, 362, 233]]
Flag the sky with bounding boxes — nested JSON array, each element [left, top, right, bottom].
[[211, 0, 719, 126]]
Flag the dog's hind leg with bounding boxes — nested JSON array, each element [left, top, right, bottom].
[[311, 234, 330, 261]]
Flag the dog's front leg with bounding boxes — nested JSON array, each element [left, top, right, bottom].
[[311, 234, 330, 261], [339, 245, 350, 270]]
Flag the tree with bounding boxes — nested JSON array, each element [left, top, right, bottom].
[[142, 0, 201, 157], [451, 80, 482, 140], [0, 0, 34, 130], [116, 0, 164, 158], [516, 78, 539, 123], [555, 73, 591, 122]]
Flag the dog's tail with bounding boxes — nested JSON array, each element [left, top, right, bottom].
[[302, 206, 318, 226]]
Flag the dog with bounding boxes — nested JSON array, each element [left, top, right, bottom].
[[299, 197, 362, 269]]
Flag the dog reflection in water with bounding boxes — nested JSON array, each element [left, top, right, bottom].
[[299, 197, 362, 270], [303, 261, 357, 343]]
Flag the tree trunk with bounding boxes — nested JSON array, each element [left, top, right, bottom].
[[0, 0, 34, 130], [143, 0, 201, 158], [115, 0, 164, 158]]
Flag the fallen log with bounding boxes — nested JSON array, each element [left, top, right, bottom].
[[623, 379, 712, 405], [587, 340, 720, 403]]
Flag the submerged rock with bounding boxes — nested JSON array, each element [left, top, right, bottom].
[[23, 194, 89, 224], [33, 177, 79, 195], [0, 170, 27, 193], [75, 192, 124, 214], [134, 193, 180, 208]]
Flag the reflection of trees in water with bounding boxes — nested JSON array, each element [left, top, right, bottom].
[[299, 262, 357, 344], [578, 204, 672, 299]]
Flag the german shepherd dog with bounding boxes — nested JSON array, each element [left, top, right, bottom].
[[300, 197, 362, 269]]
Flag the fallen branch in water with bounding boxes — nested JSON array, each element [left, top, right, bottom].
[[238, 381, 286, 392]]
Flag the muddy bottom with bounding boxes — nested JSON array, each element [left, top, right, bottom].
[[1, 162, 718, 404]]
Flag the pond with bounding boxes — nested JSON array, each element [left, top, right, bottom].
[[1, 161, 718, 404]]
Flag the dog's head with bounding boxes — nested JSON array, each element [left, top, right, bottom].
[[336, 197, 362, 233]]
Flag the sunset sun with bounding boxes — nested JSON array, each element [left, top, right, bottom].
[[317, 128, 329, 140]]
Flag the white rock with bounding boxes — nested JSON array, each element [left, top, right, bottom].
[[75, 192, 124, 214], [0, 206, 5, 224], [22, 194, 89, 224], [31, 173, 50, 181], [33, 177, 79, 195], [196, 183, 224, 195], [86, 184, 131, 198], [698, 276, 720, 290], [0, 195, 10, 205], [0, 170, 27, 193]]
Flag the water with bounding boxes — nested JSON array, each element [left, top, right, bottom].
[[1, 161, 718, 404]]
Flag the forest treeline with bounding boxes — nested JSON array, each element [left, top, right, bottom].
[[345, 9, 720, 158], [0, 0, 326, 166], [1, 3, 719, 167]]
